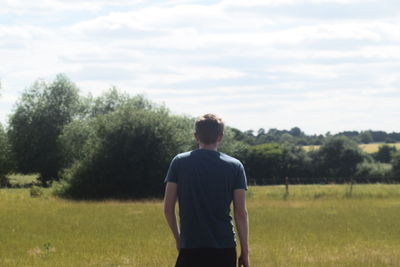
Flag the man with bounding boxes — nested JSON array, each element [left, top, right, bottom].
[[164, 113, 250, 267]]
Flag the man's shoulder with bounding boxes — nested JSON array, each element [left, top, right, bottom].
[[219, 152, 243, 166], [174, 151, 192, 159], [173, 150, 243, 167]]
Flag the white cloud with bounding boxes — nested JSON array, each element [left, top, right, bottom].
[[222, 0, 371, 7], [0, 0, 144, 14], [0, 0, 399, 133]]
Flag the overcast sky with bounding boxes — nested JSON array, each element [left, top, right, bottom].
[[0, 0, 399, 134]]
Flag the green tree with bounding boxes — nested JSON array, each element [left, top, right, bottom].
[[61, 101, 194, 199], [359, 131, 373, 144], [86, 87, 130, 117], [218, 127, 249, 160], [0, 123, 13, 187], [373, 145, 397, 163], [8, 75, 80, 184], [58, 119, 96, 169], [392, 152, 400, 178], [281, 142, 312, 179], [58, 93, 154, 169], [289, 127, 303, 137], [312, 136, 366, 178], [279, 133, 294, 143], [244, 143, 284, 184], [356, 161, 392, 180]]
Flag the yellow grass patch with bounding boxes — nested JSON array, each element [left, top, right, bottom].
[[303, 143, 400, 153]]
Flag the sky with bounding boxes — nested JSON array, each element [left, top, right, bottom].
[[0, 0, 399, 135]]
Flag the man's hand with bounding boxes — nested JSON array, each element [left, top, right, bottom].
[[234, 189, 249, 267], [238, 253, 250, 267], [164, 182, 180, 252], [175, 238, 180, 251]]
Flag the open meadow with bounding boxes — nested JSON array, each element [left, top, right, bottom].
[[1, 184, 400, 266]]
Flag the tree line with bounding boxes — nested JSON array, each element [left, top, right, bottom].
[[234, 127, 400, 146], [0, 75, 399, 198]]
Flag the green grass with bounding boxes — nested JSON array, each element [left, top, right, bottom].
[[7, 173, 39, 186], [1, 184, 400, 266]]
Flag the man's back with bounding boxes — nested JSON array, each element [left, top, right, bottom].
[[165, 149, 247, 248], [163, 113, 249, 267]]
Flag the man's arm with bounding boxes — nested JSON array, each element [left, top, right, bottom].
[[163, 182, 180, 251], [233, 189, 249, 267]]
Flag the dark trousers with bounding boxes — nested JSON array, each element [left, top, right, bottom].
[[175, 247, 236, 267]]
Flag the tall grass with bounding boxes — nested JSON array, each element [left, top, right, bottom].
[[7, 173, 39, 187], [1, 185, 400, 266]]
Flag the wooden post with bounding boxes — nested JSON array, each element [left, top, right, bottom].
[[349, 178, 354, 197], [285, 177, 289, 194], [284, 177, 289, 199]]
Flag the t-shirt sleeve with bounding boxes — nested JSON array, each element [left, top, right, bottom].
[[233, 162, 248, 190], [164, 156, 179, 184]]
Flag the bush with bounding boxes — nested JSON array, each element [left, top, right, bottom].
[[373, 144, 397, 163], [243, 143, 283, 184], [58, 119, 96, 169], [60, 103, 193, 199], [355, 161, 393, 181], [392, 152, 400, 178], [281, 142, 312, 179], [0, 124, 13, 187], [241, 142, 312, 184], [312, 136, 366, 178], [30, 186, 43, 197], [218, 127, 249, 160]]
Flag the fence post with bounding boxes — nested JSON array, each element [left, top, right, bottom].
[[284, 176, 289, 199], [347, 177, 354, 197]]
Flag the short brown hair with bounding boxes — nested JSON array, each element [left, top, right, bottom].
[[195, 113, 224, 145]]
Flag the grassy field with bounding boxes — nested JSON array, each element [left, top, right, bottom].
[[1, 184, 400, 266], [303, 143, 400, 153], [359, 143, 400, 153]]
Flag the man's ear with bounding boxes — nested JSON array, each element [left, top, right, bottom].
[[194, 132, 200, 142]]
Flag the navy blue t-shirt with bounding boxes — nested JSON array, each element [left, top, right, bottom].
[[164, 149, 247, 249]]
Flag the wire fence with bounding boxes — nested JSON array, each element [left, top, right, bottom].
[[249, 176, 400, 186]]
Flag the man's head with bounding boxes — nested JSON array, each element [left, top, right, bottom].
[[194, 113, 224, 145]]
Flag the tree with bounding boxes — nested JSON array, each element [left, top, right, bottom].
[[373, 145, 397, 163], [385, 137, 396, 144], [0, 123, 13, 187], [8, 75, 80, 184], [359, 131, 373, 144], [218, 127, 249, 161], [392, 152, 400, 178], [230, 127, 256, 145], [289, 127, 303, 137], [243, 143, 284, 184], [58, 92, 154, 169], [86, 87, 130, 117], [61, 101, 194, 199], [281, 143, 312, 179], [58, 119, 96, 169], [312, 136, 366, 179], [257, 128, 265, 137], [279, 133, 294, 143]]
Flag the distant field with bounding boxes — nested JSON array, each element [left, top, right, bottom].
[[359, 143, 400, 153], [303, 143, 400, 153], [1, 184, 400, 266]]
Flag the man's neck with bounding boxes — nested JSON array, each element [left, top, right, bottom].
[[198, 143, 218, 151]]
